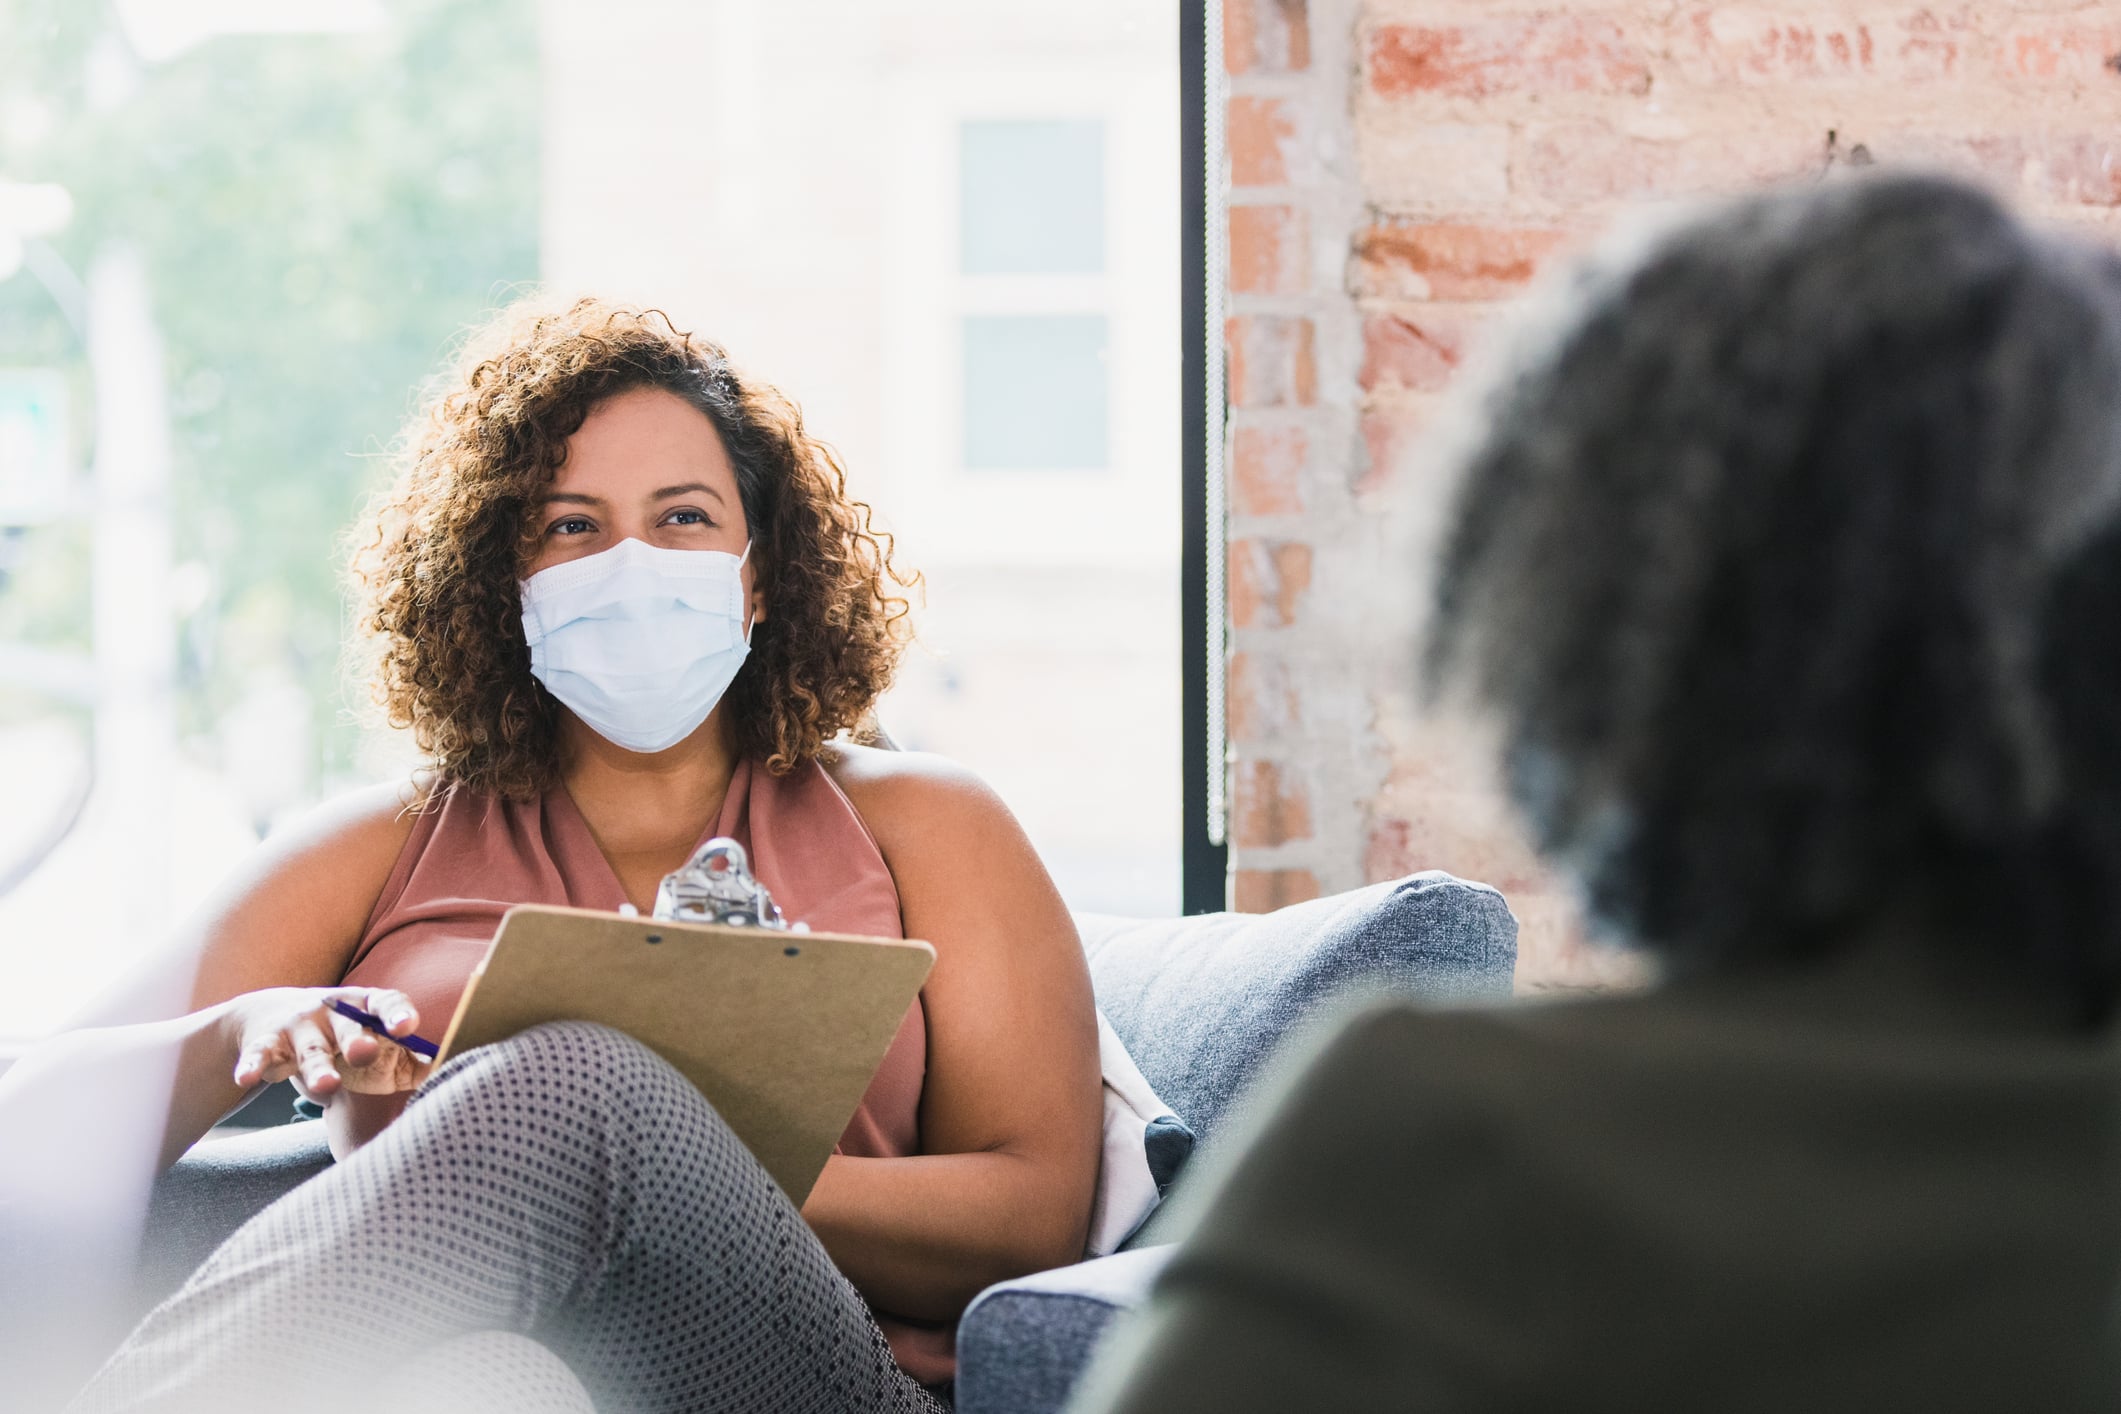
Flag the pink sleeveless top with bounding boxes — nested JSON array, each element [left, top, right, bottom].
[[339, 757, 955, 1384]]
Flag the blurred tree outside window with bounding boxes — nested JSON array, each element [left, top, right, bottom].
[[0, 0, 537, 1038]]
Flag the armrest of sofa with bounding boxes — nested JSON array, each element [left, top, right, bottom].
[[955, 1245, 1173, 1414], [134, 1120, 333, 1314], [1080, 871, 1517, 1155]]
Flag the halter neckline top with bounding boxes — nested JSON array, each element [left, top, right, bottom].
[[338, 756, 953, 1383]]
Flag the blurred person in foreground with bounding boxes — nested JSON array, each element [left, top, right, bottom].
[[1073, 172, 2121, 1412], [0, 300, 1102, 1413]]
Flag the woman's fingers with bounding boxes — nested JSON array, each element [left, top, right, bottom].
[[364, 987, 420, 1037], [285, 1014, 343, 1096], [329, 1008, 383, 1067], [320, 994, 429, 1094], [232, 1035, 291, 1088], [226, 988, 429, 1099], [319, 985, 419, 1037], [339, 1042, 431, 1095]]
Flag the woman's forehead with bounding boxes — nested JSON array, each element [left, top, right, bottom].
[[550, 386, 735, 497]]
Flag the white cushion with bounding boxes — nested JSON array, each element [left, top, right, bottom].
[[1085, 1009, 1194, 1257]]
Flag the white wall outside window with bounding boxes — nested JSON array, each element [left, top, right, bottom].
[[874, 48, 1182, 915]]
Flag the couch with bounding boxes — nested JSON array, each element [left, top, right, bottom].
[[137, 871, 1518, 1410]]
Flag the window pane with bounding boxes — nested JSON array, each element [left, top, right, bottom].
[[0, 372, 70, 523], [959, 120, 1104, 275], [962, 314, 1108, 471]]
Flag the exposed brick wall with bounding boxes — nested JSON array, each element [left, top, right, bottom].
[[1222, 0, 2121, 990]]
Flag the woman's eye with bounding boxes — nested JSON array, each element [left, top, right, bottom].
[[664, 508, 714, 527], [549, 516, 594, 536]]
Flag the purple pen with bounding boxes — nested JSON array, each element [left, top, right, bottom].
[[330, 999, 440, 1060]]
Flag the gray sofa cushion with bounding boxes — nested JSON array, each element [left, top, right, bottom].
[[135, 1120, 332, 1316], [955, 1245, 1174, 1414], [1079, 871, 1516, 1155]]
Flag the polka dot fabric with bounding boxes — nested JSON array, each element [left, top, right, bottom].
[[401, 1331, 600, 1412], [70, 1022, 949, 1414]]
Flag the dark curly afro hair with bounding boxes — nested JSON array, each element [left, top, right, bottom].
[[1427, 173, 2121, 1013]]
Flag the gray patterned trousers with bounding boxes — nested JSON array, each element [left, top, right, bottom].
[[69, 1021, 948, 1414]]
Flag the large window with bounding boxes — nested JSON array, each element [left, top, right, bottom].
[[871, 30, 1183, 918], [959, 118, 1111, 473], [960, 119, 1105, 275], [0, 0, 1185, 1041]]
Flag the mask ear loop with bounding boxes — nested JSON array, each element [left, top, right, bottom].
[[737, 540, 758, 646]]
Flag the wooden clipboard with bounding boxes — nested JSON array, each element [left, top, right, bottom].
[[433, 904, 934, 1206]]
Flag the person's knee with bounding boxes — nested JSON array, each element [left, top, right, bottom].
[[395, 1332, 597, 1414], [411, 1021, 733, 1163], [487, 1019, 670, 1086]]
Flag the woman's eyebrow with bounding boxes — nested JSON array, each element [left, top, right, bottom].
[[539, 491, 606, 507], [653, 482, 726, 503]]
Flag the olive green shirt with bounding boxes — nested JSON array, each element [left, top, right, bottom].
[[1076, 941, 2121, 1412]]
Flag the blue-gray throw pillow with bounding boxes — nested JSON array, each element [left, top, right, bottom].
[[1077, 871, 1516, 1155]]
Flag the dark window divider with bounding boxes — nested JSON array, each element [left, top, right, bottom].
[[1180, 0, 1230, 914]]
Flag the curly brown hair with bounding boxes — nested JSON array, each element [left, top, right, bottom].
[[350, 298, 916, 798]]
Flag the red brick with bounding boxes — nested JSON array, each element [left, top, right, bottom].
[[1228, 650, 1300, 742], [1512, 120, 1817, 207], [1233, 759, 1313, 848], [1364, 807, 1546, 897], [1359, 123, 1513, 214], [1233, 868, 1322, 914], [1229, 537, 1313, 629], [1376, 727, 1490, 797], [1951, 135, 2104, 204], [1229, 204, 1308, 295], [1514, 124, 1663, 206], [1226, 0, 1309, 74], [1231, 424, 1307, 517], [1675, 6, 1973, 85], [1353, 222, 1570, 300], [1358, 308, 1482, 396], [1997, 19, 2121, 81], [1367, 16, 1651, 100], [1356, 402, 1433, 500], [1883, 132, 2121, 207], [2022, 135, 2121, 206], [1228, 95, 1303, 187], [1367, 727, 1553, 893], [1364, 818, 1419, 884], [1227, 315, 1317, 407], [1971, 134, 2120, 207], [1895, 7, 1974, 78]]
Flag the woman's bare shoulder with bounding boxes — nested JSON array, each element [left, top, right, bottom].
[[819, 744, 1077, 995], [821, 743, 1003, 835], [265, 772, 437, 865], [823, 744, 1034, 878]]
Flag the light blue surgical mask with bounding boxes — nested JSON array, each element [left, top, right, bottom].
[[519, 537, 755, 754]]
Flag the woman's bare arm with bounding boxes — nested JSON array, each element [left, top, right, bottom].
[[805, 746, 1103, 1319], [0, 779, 426, 1171]]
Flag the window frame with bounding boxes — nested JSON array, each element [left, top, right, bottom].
[[1179, 0, 1228, 913], [879, 62, 1178, 565]]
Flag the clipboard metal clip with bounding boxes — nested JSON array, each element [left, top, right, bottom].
[[653, 837, 789, 929]]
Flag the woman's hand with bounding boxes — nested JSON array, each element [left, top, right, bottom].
[[223, 987, 430, 1101]]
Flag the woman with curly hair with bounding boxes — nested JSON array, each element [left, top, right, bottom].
[[6, 299, 1101, 1412]]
